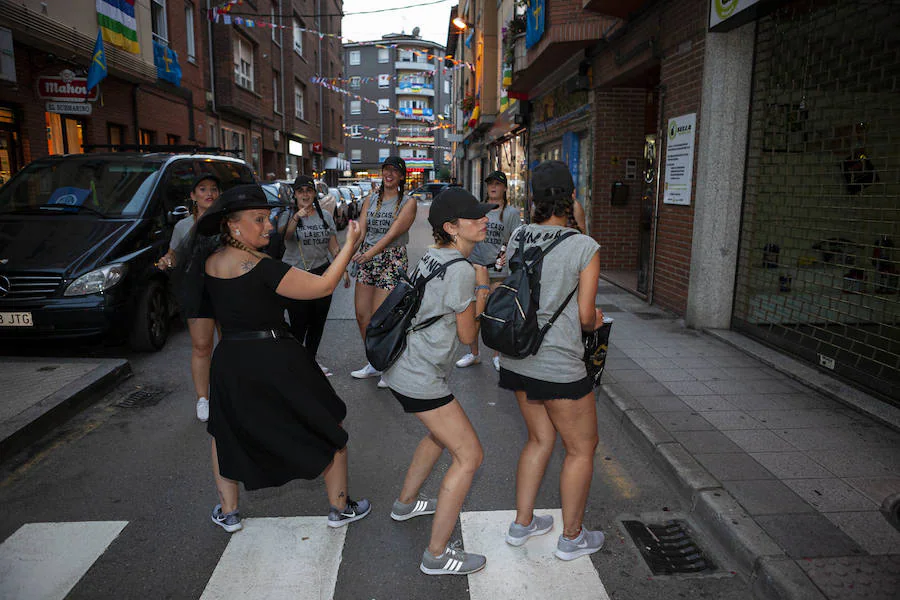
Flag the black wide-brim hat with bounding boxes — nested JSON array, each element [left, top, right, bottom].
[[428, 187, 498, 229], [196, 184, 274, 235]]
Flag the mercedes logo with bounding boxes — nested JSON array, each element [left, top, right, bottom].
[[0, 275, 9, 297]]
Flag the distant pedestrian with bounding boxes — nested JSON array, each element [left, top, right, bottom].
[[381, 188, 493, 575], [157, 173, 220, 422], [455, 170, 521, 372], [281, 175, 350, 376], [349, 156, 417, 388], [498, 161, 605, 560], [189, 184, 370, 533]]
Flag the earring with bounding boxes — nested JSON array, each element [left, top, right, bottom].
[[234, 229, 240, 236], [451, 234, 458, 244]]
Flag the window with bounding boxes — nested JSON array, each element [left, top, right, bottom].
[[349, 50, 360, 66], [151, 0, 168, 45], [444, 80, 450, 94], [399, 148, 413, 158], [349, 76, 361, 89], [399, 49, 413, 62], [139, 129, 155, 146], [293, 18, 303, 55], [378, 148, 390, 162], [378, 74, 390, 88], [351, 149, 362, 163], [349, 125, 362, 137], [273, 71, 281, 113], [271, 8, 277, 42], [185, 3, 196, 62], [234, 36, 254, 90], [294, 82, 305, 119], [208, 124, 216, 146], [107, 123, 125, 148], [377, 124, 391, 136], [378, 48, 389, 63], [377, 98, 390, 113], [350, 100, 361, 115], [413, 148, 428, 158], [444, 104, 451, 116], [166, 134, 180, 145]]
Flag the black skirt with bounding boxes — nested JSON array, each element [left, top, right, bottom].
[[207, 335, 348, 491]]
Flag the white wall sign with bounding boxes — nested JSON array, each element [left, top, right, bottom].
[[46, 102, 92, 115], [288, 139, 303, 157], [663, 113, 696, 206], [709, 0, 762, 31]]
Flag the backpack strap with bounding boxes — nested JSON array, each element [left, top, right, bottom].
[[408, 257, 470, 333], [527, 229, 580, 352]]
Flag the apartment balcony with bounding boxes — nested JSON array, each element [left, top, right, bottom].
[[394, 61, 436, 72], [511, 35, 527, 76], [395, 85, 435, 97], [397, 107, 435, 121]]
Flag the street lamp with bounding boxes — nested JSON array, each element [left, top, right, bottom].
[[452, 16, 470, 30]]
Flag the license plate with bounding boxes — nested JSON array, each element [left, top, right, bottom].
[[0, 312, 33, 327]]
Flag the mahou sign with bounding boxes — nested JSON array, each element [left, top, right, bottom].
[[37, 75, 99, 102]]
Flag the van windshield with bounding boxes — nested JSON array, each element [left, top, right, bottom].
[[0, 157, 163, 217]]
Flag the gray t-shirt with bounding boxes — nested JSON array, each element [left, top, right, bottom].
[[364, 192, 411, 248], [499, 224, 600, 384], [383, 247, 475, 399], [169, 215, 194, 251], [469, 205, 521, 275], [282, 210, 337, 271]]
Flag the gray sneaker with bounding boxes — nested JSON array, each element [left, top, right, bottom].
[[554, 527, 605, 561], [211, 504, 242, 533], [391, 498, 437, 521], [420, 541, 486, 575], [506, 514, 554, 546], [327, 497, 372, 528]]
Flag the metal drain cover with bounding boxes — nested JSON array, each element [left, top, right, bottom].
[[116, 385, 170, 409], [623, 519, 716, 575]]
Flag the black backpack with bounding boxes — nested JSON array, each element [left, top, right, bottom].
[[480, 229, 578, 358], [365, 257, 468, 371]]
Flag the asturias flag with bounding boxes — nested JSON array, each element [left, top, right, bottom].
[[97, 0, 139, 54], [153, 40, 182, 87], [86, 29, 108, 91], [526, 0, 546, 49]]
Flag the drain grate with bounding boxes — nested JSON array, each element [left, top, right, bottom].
[[623, 519, 716, 575], [116, 385, 170, 409]]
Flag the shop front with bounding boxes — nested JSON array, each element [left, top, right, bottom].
[[485, 101, 528, 213], [732, 0, 900, 402]]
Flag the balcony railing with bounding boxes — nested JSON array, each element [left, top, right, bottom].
[[394, 61, 436, 72]]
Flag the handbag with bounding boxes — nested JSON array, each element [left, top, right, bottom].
[[582, 317, 613, 388]]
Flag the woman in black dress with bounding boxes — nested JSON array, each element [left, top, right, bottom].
[[192, 184, 370, 532]]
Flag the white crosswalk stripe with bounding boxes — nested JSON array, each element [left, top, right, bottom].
[[0, 521, 128, 600], [461, 509, 611, 600], [200, 517, 346, 600]]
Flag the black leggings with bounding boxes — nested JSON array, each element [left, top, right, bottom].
[[287, 262, 332, 358]]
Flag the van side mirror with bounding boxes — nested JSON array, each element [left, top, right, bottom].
[[168, 205, 190, 224]]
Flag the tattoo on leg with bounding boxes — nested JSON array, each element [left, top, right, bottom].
[[339, 492, 345, 499]]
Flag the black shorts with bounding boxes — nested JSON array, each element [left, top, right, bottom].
[[499, 368, 594, 401], [390, 389, 455, 413]]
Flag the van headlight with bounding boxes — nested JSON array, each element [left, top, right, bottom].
[[64, 264, 128, 296]]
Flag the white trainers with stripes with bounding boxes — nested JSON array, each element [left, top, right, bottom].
[[419, 540, 486, 575]]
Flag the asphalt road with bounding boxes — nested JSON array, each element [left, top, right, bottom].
[[0, 204, 753, 600]]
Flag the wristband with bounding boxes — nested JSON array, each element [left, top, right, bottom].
[[474, 285, 490, 291]]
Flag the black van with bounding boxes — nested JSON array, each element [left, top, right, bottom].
[[0, 152, 255, 350]]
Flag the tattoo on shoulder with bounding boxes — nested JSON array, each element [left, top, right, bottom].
[[240, 260, 255, 273]]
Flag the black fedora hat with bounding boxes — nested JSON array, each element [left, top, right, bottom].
[[196, 184, 273, 235]]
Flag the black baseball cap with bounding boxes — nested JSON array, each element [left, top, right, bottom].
[[428, 187, 498, 230], [292, 175, 316, 191], [382, 155, 406, 176], [484, 170, 508, 186], [531, 160, 574, 199], [196, 184, 273, 235], [191, 173, 221, 191]]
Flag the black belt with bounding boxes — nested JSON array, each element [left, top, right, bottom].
[[221, 329, 294, 341]]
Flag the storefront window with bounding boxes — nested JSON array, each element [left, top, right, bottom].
[[45, 113, 84, 155], [0, 106, 20, 184]]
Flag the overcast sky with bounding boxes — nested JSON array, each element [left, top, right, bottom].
[[341, 0, 455, 48]]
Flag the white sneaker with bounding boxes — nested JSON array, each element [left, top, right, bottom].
[[196, 397, 209, 422], [492, 356, 500, 372], [351, 363, 382, 379], [377, 377, 389, 389], [317, 362, 333, 377], [455, 353, 481, 368]]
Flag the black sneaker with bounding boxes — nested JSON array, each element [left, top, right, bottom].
[[211, 504, 242, 533], [327, 497, 372, 528]]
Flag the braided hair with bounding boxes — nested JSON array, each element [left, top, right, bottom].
[[532, 192, 575, 225], [375, 178, 406, 215]]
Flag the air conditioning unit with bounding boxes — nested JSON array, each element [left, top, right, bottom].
[[273, 130, 281, 143]]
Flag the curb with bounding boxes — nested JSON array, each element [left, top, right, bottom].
[[0, 358, 132, 462], [599, 382, 824, 600], [705, 329, 900, 432]]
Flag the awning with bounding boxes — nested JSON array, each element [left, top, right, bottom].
[[324, 157, 351, 170]]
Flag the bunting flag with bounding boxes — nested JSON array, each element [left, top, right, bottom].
[[153, 40, 182, 86], [343, 131, 451, 151], [96, 0, 139, 54], [311, 76, 448, 125]]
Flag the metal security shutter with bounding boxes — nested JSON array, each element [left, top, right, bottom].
[[733, 0, 900, 403]]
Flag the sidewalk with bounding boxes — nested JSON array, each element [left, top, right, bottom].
[[0, 356, 131, 461], [596, 279, 900, 600]]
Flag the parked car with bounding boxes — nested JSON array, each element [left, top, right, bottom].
[[355, 180, 374, 196], [410, 182, 461, 202], [335, 186, 358, 229], [260, 181, 293, 259], [0, 152, 255, 350]]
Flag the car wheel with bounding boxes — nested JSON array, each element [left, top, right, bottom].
[[129, 279, 169, 352]]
